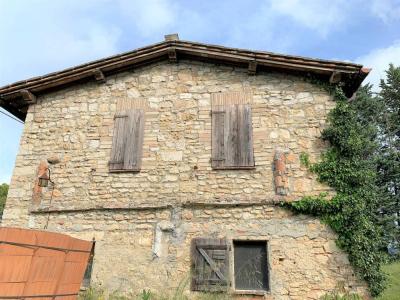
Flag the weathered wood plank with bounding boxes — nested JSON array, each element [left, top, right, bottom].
[[211, 106, 225, 169], [238, 104, 255, 167], [211, 91, 254, 169], [191, 238, 228, 292], [109, 112, 128, 171], [224, 104, 239, 167], [198, 248, 226, 281], [123, 109, 144, 171]]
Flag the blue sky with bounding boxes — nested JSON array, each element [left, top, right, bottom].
[[1, 0, 400, 184]]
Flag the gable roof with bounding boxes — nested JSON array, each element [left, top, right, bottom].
[[0, 34, 370, 121]]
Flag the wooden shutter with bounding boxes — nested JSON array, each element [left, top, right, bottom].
[[191, 238, 229, 292], [109, 109, 144, 172], [211, 106, 225, 169], [212, 104, 254, 169]]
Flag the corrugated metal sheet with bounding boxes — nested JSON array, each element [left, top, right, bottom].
[[0, 227, 94, 299]]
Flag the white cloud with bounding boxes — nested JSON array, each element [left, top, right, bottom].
[[117, 0, 177, 37], [0, 1, 123, 183], [356, 40, 400, 90], [0, 1, 121, 85], [370, 0, 400, 23], [267, 0, 351, 37]]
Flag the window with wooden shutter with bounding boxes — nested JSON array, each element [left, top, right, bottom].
[[109, 109, 144, 172], [191, 238, 229, 292], [211, 104, 255, 169], [233, 240, 269, 292]]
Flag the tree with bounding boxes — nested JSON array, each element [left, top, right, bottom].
[[0, 183, 9, 219], [376, 64, 400, 253], [287, 66, 400, 295]]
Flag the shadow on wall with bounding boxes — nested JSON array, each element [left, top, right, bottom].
[[0, 183, 9, 220]]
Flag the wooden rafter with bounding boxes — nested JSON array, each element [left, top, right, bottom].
[[0, 38, 370, 120], [329, 71, 342, 84], [248, 61, 257, 75], [20, 89, 36, 104], [168, 48, 177, 63], [0, 41, 365, 96], [93, 69, 106, 83]]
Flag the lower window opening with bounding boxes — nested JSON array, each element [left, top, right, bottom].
[[233, 240, 269, 292]]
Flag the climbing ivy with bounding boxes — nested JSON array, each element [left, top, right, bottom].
[[284, 84, 387, 296]]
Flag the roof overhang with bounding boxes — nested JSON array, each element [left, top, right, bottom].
[[0, 35, 370, 121]]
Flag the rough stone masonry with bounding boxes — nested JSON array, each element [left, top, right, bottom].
[[2, 60, 368, 299]]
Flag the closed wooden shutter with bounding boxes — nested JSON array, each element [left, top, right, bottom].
[[109, 109, 144, 172], [109, 112, 128, 171], [191, 238, 229, 292], [211, 106, 225, 169], [212, 104, 254, 169]]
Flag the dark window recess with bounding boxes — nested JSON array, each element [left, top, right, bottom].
[[82, 245, 95, 288], [211, 104, 255, 169], [233, 241, 269, 291], [191, 238, 229, 292], [109, 109, 145, 172]]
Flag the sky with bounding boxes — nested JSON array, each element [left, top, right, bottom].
[[1, 0, 400, 184]]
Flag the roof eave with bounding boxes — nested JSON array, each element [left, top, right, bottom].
[[0, 39, 369, 121]]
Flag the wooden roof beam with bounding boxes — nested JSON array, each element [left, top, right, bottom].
[[93, 69, 106, 83], [20, 89, 36, 104], [248, 61, 257, 75], [168, 47, 177, 63], [329, 71, 342, 84]]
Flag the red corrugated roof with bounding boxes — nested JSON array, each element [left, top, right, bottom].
[[0, 227, 93, 299]]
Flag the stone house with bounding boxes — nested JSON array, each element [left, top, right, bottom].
[[0, 34, 371, 299]]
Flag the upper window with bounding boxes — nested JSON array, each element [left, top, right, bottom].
[[233, 240, 269, 292], [211, 91, 255, 169], [109, 109, 145, 172]]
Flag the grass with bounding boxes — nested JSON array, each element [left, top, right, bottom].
[[79, 276, 231, 300], [80, 262, 400, 300], [320, 293, 361, 300], [376, 261, 400, 300], [79, 287, 230, 300]]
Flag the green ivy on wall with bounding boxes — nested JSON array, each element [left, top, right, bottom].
[[284, 84, 387, 296]]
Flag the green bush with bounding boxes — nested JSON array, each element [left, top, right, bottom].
[[285, 85, 388, 296]]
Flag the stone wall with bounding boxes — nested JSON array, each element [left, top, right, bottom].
[[28, 205, 367, 299], [4, 60, 333, 217], [2, 60, 368, 298]]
